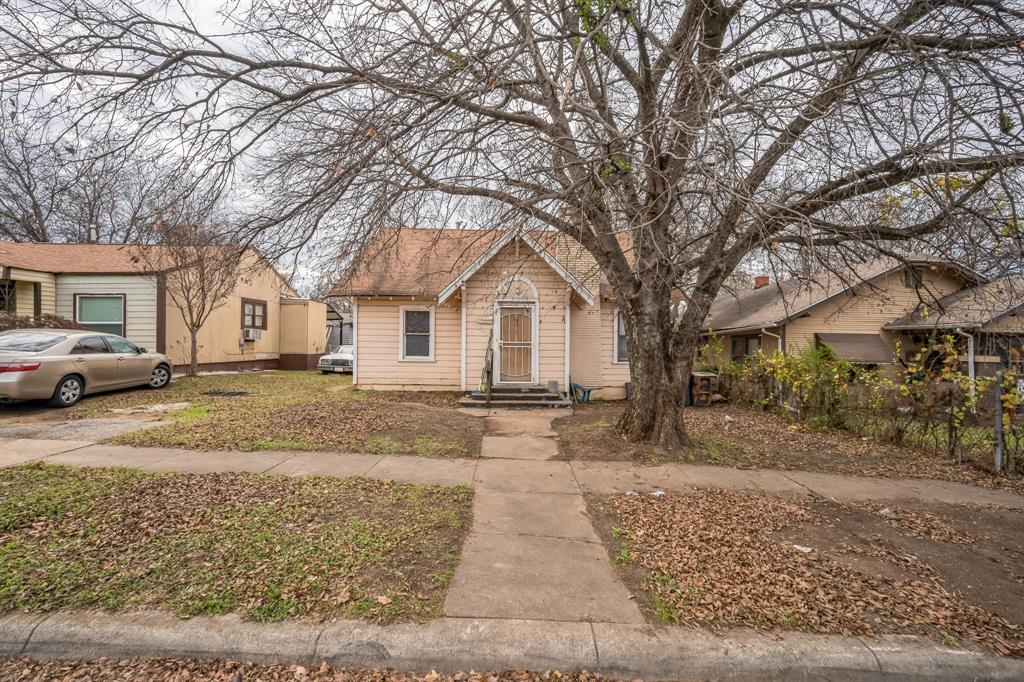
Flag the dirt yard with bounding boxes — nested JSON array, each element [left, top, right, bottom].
[[0, 372, 485, 457], [0, 463, 473, 623], [587, 489, 1024, 656], [555, 401, 1024, 493]]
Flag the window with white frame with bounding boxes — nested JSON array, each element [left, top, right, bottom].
[[400, 306, 434, 360], [613, 310, 629, 363], [75, 294, 125, 336]]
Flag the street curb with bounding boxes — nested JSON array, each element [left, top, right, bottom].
[[2, 611, 1022, 681]]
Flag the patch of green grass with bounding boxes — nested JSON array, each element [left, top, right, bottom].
[[365, 436, 404, 455], [172, 404, 210, 420], [0, 463, 144, 533], [613, 546, 633, 567], [0, 465, 474, 624], [648, 572, 680, 623], [410, 436, 462, 458], [610, 526, 625, 539]]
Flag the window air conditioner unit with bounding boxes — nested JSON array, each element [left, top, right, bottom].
[[242, 328, 262, 341]]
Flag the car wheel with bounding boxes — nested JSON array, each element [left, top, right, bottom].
[[49, 375, 84, 408], [148, 364, 171, 389], [321, 370, 330, 375]]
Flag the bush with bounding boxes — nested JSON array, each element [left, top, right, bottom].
[[0, 312, 85, 332], [722, 338, 1023, 474]]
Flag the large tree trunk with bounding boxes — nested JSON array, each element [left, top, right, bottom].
[[616, 298, 700, 451], [188, 329, 199, 377]]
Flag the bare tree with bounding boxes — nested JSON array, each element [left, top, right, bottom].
[[0, 120, 69, 241], [141, 201, 244, 377], [4, 0, 1022, 447], [0, 115, 172, 244]]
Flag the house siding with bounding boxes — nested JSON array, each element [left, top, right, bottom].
[[9, 268, 56, 316], [783, 268, 963, 357], [601, 299, 631, 398], [55, 274, 158, 350], [570, 300, 603, 387], [163, 253, 294, 366], [464, 242, 568, 391], [354, 297, 462, 390]]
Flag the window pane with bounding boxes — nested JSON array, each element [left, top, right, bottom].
[[73, 336, 110, 354], [405, 333, 430, 357], [254, 314, 264, 328], [615, 314, 629, 362], [105, 336, 137, 353], [747, 337, 760, 354], [245, 303, 253, 314], [405, 310, 430, 333], [78, 296, 123, 323]]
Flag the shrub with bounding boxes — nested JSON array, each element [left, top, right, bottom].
[[0, 312, 84, 332]]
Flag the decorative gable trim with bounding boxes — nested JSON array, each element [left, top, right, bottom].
[[437, 231, 595, 305]]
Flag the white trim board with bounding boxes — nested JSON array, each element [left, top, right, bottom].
[[437, 232, 595, 306]]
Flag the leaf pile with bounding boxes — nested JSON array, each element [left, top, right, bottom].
[[555, 402, 1024, 494], [0, 658, 620, 682], [603, 489, 1023, 656], [0, 464, 473, 624], [857, 502, 974, 545]]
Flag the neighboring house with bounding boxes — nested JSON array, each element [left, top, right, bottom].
[[331, 227, 634, 397], [885, 276, 1024, 374], [0, 241, 326, 371], [702, 257, 1024, 374]]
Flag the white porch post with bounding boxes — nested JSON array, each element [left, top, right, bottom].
[[564, 288, 571, 392], [459, 285, 467, 391], [351, 299, 358, 385]]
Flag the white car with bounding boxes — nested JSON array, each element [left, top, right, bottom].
[[318, 345, 353, 374]]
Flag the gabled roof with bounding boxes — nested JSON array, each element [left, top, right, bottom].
[[0, 241, 155, 274], [436, 230, 594, 305], [332, 227, 597, 303], [884, 276, 1024, 331], [704, 256, 983, 334]]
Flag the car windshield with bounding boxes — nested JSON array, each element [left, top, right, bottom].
[[0, 331, 67, 352], [333, 345, 353, 355]]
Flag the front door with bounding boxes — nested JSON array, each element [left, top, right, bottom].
[[497, 305, 534, 383]]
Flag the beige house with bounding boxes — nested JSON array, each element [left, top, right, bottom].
[[333, 228, 633, 398], [0, 241, 326, 371], [703, 257, 1024, 374]]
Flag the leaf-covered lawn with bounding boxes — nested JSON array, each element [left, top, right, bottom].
[[589, 489, 1024, 656], [60, 371, 483, 457], [0, 463, 473, 623], [555, 401, 1024, 493]]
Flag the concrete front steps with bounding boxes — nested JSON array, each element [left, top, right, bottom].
[[458, 386, 572, 409]]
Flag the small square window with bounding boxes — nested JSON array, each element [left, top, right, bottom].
[[241, 299, 267, 329]]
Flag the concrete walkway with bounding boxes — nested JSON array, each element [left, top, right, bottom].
[[4, 429, 1022, 509], [446, 409, 642, 623]]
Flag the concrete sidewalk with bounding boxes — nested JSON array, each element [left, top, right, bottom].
[[2, 610, 1022, 681], [4, 435, 1022, 509], [445, 410, 643, 623]]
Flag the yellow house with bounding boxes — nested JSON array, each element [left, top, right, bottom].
[[702, 257, 1002, 371], [332, 227, 633, 402], [0, 241, 326, 371]]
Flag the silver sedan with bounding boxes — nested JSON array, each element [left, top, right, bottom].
[[0, 329, 173, 407]]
